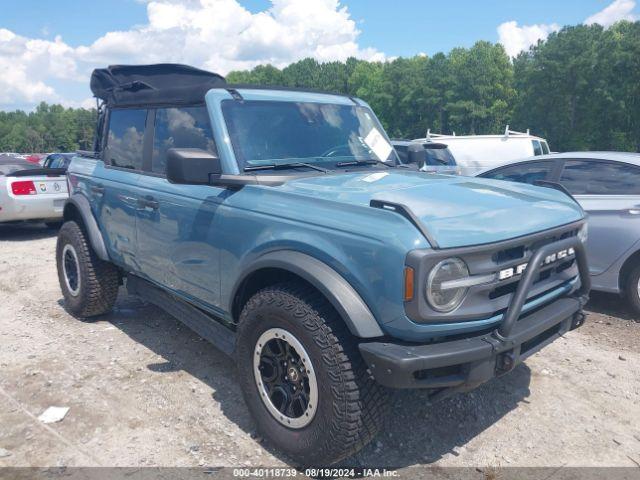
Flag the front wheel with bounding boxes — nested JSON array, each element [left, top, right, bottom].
[[236, 283, 387, 465], [56, 221, 119, 318]]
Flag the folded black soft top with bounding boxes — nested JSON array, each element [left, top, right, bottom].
[[90, 64, 226, 107]]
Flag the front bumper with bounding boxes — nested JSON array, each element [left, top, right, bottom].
[[359, 235, 590, 393]]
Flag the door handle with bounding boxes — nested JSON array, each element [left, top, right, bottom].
[[628, 209, 640, 215], [91, 185, 105, 195], [138, 196, 159, 210]]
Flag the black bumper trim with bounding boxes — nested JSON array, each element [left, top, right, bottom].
[[359, 295, 585, 390]]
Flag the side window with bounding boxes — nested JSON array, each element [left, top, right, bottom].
[[560, 160, 640, 195], [152, 106, 216, 175], [541, 141, 550, 154], [482, 161, 554, 185], [532, 140, 543, 156], [105, 109, 147, 170]]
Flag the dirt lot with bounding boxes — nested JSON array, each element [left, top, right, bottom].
[[1, 223, 639, 471]]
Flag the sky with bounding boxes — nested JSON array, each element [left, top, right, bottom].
[[0, 0, 638, 111]]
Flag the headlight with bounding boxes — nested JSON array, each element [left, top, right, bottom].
[[426, 258, 469, 312], [578, 222, 588, 243]]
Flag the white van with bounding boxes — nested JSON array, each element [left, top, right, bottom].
[[413, 126, 551, 176]]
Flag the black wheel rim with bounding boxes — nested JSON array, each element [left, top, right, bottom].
[[254, 328, 317, 428], [62, 244, 80, 296], [260, 338, 309, 417]]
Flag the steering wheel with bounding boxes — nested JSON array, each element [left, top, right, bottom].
[[319, 144, 353, 158]]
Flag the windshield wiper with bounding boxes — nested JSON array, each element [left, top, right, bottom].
[[334, 159, 394, 168], [244, 162, 330, 173]]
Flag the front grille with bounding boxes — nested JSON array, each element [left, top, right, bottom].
[[404, 220, 584, 324], [492, 227, 579, 268], [484, 228, 579, 298], [493, 245, 525, 263]]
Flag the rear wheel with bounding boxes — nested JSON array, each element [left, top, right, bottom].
[[236, 282, 387, 465], [56, 221, 119, 318], [624, 263, 640, 317]]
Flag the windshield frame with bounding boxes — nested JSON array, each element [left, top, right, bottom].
[[218, 95, 399, 173]]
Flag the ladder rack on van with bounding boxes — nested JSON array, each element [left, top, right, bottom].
[[425, 129, 453, 140], [503, 125, 531, 138], [425, 125, 534, 141]]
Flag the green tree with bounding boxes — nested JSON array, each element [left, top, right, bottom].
[[447, 41, 515, 134], [0, 103, 97, 153]]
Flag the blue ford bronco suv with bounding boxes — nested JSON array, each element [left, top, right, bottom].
[[56, 64, 590, 464]]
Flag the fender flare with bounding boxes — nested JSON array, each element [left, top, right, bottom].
[[63, 194, 110, 261], [232, 251, 384, 338]]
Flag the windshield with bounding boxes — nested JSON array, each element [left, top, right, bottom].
[[222, 100, 398, 170], [425, 147, 456, 166], [45, 154, 73, 169]]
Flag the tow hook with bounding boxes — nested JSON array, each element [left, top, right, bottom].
[[495, 350, 516, 376], [570, 311, 586, 330]]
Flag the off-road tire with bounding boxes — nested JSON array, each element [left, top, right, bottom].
[[624, 263, 640, 318], [56, 220, 119, 318], [236, 282, 387, 465]]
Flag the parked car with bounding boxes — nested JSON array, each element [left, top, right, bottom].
[[0, 154, 68, 227], [414, 127, 551, 176], [391, 139, 459, 175], [478, 151, 640, 315], [56, 64, 590, 465]]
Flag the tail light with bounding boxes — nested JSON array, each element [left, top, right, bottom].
[[11, 180, 37, 196]]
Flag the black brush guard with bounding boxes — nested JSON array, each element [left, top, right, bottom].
[[359, 235, 590, 394]]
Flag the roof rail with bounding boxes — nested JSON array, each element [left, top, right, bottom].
[[503, 125, 531, 138], [425, 129, 447, 140]]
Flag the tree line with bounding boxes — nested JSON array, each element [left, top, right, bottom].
[[227, 21, 640, 152], [0, 103, 96, 154], [1, 21, 638, 153]]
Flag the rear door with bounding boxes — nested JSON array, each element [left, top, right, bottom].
[[91, 108, 149, 270], [135, 106, 224, 310], [558, 159, 640, 275]]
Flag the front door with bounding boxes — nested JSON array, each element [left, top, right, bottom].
[[135, 106, 224, 310]]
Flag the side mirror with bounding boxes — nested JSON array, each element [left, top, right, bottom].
[[166, 148, 221, 185], [407, 144, 426, 167]]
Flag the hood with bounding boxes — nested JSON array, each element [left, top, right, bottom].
[[277, 170, 584, 249]]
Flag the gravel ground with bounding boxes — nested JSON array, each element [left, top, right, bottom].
[[1, 223, 639, 471]]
